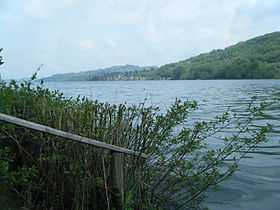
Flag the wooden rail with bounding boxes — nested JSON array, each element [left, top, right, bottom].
[[0, 112, 148, 210], [0, 113, 148, 158]]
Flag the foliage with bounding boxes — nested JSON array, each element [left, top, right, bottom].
[[42, 65, 157, 81], [0, 76, 276, 210], [152, 32, 280, 80]]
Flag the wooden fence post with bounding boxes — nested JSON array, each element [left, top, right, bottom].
[[111, 152, 124, 210]]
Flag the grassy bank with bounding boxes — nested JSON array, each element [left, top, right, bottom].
[[0, 77, 275, 210]]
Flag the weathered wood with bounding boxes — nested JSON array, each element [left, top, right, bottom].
[[254, 145, 280, 149], [0, 113, 148, 158], [111, 152, 124, 210]]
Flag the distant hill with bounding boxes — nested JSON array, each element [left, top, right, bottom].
[[43, 32, 280, 81], [147, 32, 280, 80], [42, 65, 158, 81]]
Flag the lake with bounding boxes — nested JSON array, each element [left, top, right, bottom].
[[42, 80, 280, 210]]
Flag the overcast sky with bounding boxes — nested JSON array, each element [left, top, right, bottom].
[[1, 0, 280, 79]]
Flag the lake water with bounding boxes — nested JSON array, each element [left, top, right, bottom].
[[42, 80, 280, 210]]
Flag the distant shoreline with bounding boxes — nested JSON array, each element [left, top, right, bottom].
[[42, 32, 280, 81], [38, 78, 280, 82]]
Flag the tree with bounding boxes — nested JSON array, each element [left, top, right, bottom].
[[0, 48, 3, 66], [172, 66, 184, 80]]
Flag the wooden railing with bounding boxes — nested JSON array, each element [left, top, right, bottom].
[[0, 113, 148, 209]]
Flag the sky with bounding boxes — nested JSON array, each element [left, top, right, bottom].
[[0, 0, 280, 79]]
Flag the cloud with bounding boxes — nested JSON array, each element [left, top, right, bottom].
[[23, 0, 78, 18], [79, 39, 96, 50], [106, 39, 117, 48], [1, 0, 280, 79]]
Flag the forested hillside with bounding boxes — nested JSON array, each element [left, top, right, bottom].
[[42, 32, 280, 81], [152, 32, 280, 79], [42, 65, 157, 81]]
